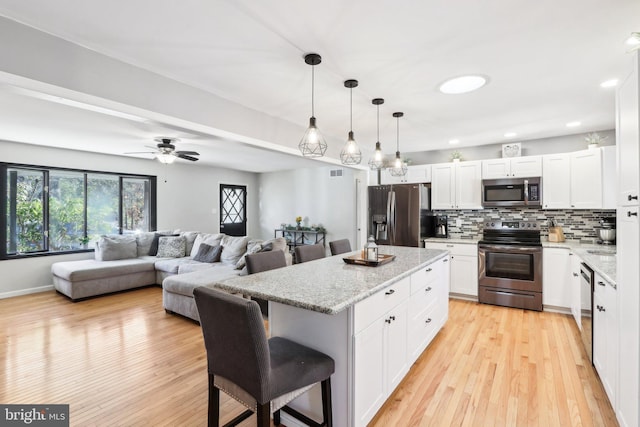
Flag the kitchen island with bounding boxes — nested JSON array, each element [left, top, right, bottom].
[[216, 245, 450, 427]]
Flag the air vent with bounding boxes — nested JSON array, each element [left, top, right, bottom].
[[330, 169, 344, 177]]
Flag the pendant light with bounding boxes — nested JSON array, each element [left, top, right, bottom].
[[368, 98, 385, 170], [299, 53, 328, 157], [388, 112, 407, 177], [340, 79, 362, 165]]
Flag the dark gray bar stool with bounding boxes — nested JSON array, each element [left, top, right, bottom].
[[194, 287, 334, 427], [329, 239, 351, 256], [245, 250, 288, 317], [294, 243, 326, 263]]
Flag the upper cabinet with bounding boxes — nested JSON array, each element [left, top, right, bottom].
[[617, 53, 640, 207], [482, 156, 542, 179], [542, 147, 616, 209], [431, 161, 482, 210], [374, 165, 432, 185]]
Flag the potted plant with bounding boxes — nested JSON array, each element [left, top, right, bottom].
[[450, 151, 463, 162], [295, 216, 302, 229], [585, 132, 607, 149], [79, 236, 91, 249]]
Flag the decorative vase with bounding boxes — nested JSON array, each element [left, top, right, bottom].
[[296, 222, 301, 230]]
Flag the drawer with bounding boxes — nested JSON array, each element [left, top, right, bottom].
[[425, 242, 477, 256], [409, 281, 438, 319], [354, 276, 410, 333], [408, 303, 440, 361], [410, 259, 443, 294]]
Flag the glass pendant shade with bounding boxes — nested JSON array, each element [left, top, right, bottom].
[[388, 112, 407, 177], [340, 79, 362, 165], [368, 98, 386, 170], [156, 153, 176, 164], [299, 53, 327, 158], [299, 116, 328, 157]]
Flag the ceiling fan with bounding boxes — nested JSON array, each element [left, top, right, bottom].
[[126, 137, 200, 163]]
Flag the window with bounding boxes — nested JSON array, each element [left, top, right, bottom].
[[1, 163, 156, 259]]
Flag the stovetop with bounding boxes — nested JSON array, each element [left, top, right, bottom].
[[479, 220, 542, 247]]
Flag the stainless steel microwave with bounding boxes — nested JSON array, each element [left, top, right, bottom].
[[481, 177, 542, 207]]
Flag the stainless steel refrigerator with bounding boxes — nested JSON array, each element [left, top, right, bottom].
[[368, 183, 431, 247]]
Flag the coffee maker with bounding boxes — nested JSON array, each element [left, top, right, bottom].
[[434, 215, 449, 238]]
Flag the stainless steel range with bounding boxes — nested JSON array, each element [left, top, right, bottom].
[[478, 220, 543, 311]]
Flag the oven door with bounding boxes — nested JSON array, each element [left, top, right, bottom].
[[478, 244, 542, 292]]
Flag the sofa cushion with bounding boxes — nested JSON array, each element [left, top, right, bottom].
[[95, 235, 137, 261], [135, 232, 156, 257], [155, 257, 199, 274], [162, 265, 242, 297], [52, 258, 156, 282], [179, 231, 200, 255], [157, 236, 186, 258], [190, 233, 225, 257], [235, 240, 266, 270], [193, 243, 223, 263], [220, 235, 250, 266]]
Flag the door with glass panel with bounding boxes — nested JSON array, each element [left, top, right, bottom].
[[220, 184, 246, 236]]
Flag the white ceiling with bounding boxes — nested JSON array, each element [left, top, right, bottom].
[[0, 0, 638, 172]]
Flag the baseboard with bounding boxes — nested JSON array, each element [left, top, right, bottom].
[[278, 412, 309, 427], [0, 285, 54, 299], [449, 293, 478, 302]]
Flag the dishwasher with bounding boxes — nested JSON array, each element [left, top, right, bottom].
[[580, 262, 594, 364]]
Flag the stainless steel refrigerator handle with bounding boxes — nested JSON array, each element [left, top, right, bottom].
[[524, 179, 529, 204], [386, 191, 392, 242], [390, 191, 396, 244]]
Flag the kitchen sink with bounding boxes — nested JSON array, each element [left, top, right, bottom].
[[586, 249, 616, 256]]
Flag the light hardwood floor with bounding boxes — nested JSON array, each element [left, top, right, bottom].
[[0, 287, 617, 426]]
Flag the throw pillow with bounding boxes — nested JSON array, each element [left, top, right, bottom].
[[193, 243, 223, 263], [190, 233, 225, 257], [179, 231, 200, 255], [135, 232, 156, 257], [156, 236, 186, 258], [148, 233, 178, 256], [95, 235, 137, 261], [220, 235, 250, 266], [235, 240, 264, 270]]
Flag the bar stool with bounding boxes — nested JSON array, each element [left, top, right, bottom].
[[294, 244, 326, 263], [329, 239, 351, 256], [193, 286, 334, 427], [245, 250, 288, 317]]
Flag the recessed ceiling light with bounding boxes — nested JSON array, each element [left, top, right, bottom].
[[439, 75, 487, 94], [504, 132, 517, 138], [600, 79, 619, 88], [566, 121, 581, 128], [448, 139, 460, 145]]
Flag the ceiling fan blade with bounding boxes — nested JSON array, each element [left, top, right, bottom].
[[175, 150, 200, 156], [177, 154, 199, 161]]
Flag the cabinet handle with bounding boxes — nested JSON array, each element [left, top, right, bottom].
[[573, 273, 579, 277], [628, 211, 639, 217], [597, 281, 605, 287], [426, 268, 432, 272], [629, 194, 638, 201], [446, 244, 454, 248], [390, 315, 396, 321], [425, 287, 432, 292], [385, 289, 395, 295], [425, 318, 432, 324], [571, 205, 575, 208], [385, 318, 392, 324], [443, 259, 449, 263]]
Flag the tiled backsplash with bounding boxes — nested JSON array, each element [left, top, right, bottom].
[[438, 208, 616, 242]]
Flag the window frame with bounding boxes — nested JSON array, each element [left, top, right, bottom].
[[1, 162, 157, 260]]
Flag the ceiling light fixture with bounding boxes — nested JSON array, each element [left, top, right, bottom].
[[340, 79, 362, 165], [299, 53, 327, 158], [566, 121, 581, 128], [368, 98, 385, 170], [504, 132, 517, 138], [439, 75, 487, 94], [156, 152, 176, 164], [388, 112, 407, 177], [600, 79, 619, 88], [448, 139, 460, 145]]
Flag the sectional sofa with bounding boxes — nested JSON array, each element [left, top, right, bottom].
[[51, 231, 290, 321]]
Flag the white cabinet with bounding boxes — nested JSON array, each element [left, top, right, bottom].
[[542, 247, 572, 310], [570, 149, 603, 209], [542, 153, 571, 209], [482, 156, 542, 179], [617, 52, 640, 207], [431, 161, 482, 210], [593, 273, 618, 408], [570, 252, 582, 329], [424, 242, 477, 297], [542, 147, 615, 209], [378, 164, 432, 185]]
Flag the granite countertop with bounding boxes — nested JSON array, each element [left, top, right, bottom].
[[215, 246, 448, 315], [542, 239, 616, 285]]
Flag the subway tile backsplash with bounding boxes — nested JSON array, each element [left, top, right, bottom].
[[438, 208, 616, 242]]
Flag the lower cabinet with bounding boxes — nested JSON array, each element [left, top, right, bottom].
[[353, 256, 448, 427], [542, 247, 572, 310], [593, 273, 618, 408], [424, 242, 477, 297]]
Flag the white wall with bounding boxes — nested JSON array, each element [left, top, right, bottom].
[[258, 166, 368, 254], [0, 139, 259, 296]]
